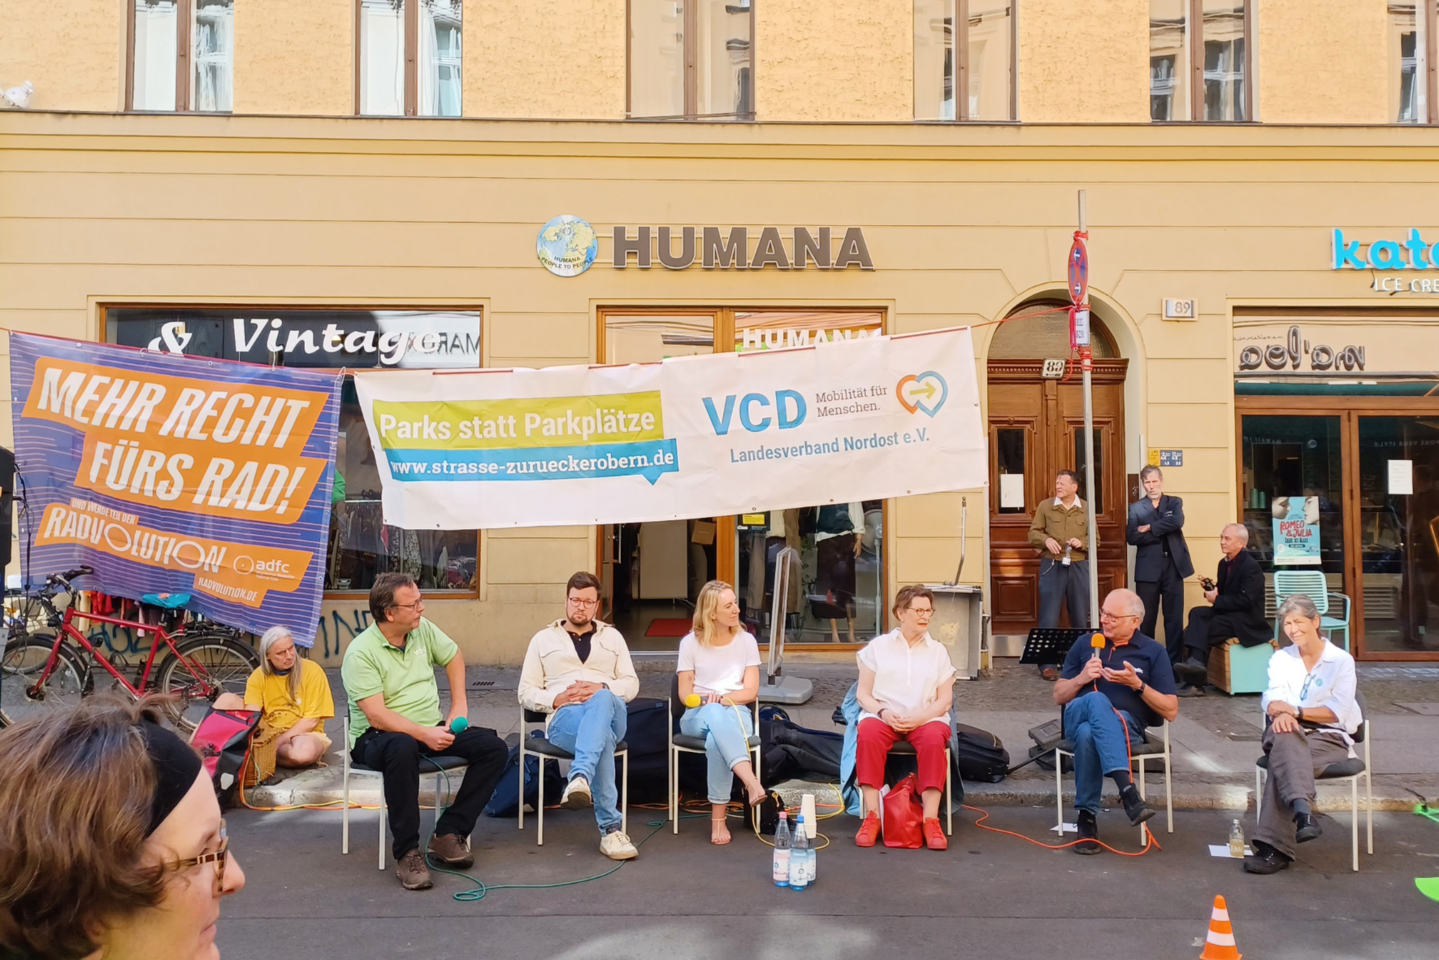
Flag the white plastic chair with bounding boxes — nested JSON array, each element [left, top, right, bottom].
[[340, 716, 469, 870]]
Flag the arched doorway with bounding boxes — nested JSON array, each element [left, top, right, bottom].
[[987, 301, 1129, 636]]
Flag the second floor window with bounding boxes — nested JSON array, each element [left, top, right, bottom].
[[358, 0, 463, 117], [129, 0, 234, 112], [1391, 2, 1435, 123], [1149, 0, 1250, 122], [914, 1, 1015, 121], [629, 1, 754, 120]]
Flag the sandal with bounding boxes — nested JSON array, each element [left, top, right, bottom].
[[747, 783, 767, 807], [711, 816, 732, 845]]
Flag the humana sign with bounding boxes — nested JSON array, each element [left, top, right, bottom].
[[612, 226, 873, 270]]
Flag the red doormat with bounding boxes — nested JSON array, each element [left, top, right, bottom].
[[645, 617, 692, 637]]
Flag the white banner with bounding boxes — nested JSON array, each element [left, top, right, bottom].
[[355, 327, 984, 529]]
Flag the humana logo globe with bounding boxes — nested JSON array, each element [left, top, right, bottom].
[[537, 215, 598, 277]]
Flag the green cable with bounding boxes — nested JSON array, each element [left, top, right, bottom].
[[419, 759, 703, 903]]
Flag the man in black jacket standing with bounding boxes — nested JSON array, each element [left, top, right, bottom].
[[1173, 523, 1272, 695], [1127, 466, 1194, 665]]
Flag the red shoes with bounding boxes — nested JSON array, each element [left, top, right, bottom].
[[923, 817, 948, 851], [855, 813, 881, 847]]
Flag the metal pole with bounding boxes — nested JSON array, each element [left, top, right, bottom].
[[1079, 190, 1100, 628]]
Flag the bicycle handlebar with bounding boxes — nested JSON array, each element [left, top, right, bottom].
[[45, 566, 94, 586]]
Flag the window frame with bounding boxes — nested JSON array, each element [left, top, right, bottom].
[[96, 302, 485, 602], [127, 0, 234, 114], [913, 0, 1018, 123], [355, 0, 462, 117], [1395, 0, 1439, 124], [1185, 0, 1252, 123], [626, 0, 757, 121]]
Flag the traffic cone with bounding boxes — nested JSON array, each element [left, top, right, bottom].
[[1199, 895, 1241, 960]]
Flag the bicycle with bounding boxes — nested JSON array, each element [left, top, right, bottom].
[[0, 566, 261, 731]]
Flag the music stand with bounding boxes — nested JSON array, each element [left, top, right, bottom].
[[1019, 628, 1092, 667]]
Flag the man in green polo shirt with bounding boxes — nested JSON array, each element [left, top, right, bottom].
[[343, 572, 507, 891]]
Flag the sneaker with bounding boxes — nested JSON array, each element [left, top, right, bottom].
[[599, 829, 639, 861], [855, 813, 881, 847], [1294, 811, 1323, 844], [1176, 682, 1206, 698], [561, 775, 593, 810], [1119, 785, 1157, 827], [923, 817, 948, 851], [1172, 657, 1208, 684], [1074, 810, 1101, 855], [1243, 840, 1292, 874], [427, 832, 474, 868], [396, 849, 433, 890]]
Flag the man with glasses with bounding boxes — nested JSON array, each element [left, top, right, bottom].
[[519, 571, 641, 860], [1052, 589, 1178, 854], [342, 572, 509, 890]]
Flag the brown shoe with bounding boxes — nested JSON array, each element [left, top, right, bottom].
[[1040, 666, 1060, 682], [396, 849, 433, 890], [427, 833, 474, 868]]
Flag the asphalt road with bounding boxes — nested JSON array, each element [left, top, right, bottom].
[[218, 803, 1439, 960]]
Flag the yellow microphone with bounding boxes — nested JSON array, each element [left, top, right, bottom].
[[1090, 632, 1106, 659], [684, 694, 703, 709]]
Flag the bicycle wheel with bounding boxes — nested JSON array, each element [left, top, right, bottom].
[[1, 636, 91, 726], [158, 635, 260, 731]]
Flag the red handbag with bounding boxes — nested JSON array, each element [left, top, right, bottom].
[[881, 773, 924, 849]]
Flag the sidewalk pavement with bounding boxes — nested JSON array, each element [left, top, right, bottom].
[[249, 655, 1439, 814]]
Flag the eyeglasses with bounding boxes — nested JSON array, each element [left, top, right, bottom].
[[567, 597, 599, 608], [907, 607, 934, 618], [1099, 611, 1139, 622], [389, 597, 424, 611], [173, 820, 229, 892]]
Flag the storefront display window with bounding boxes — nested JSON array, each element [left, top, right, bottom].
[[106, 306, 483, 595]]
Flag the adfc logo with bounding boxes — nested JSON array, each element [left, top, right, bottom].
[[896, 371, 947, 417]]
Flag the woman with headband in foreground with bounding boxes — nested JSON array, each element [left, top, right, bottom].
[[0, 696, 245, 960]]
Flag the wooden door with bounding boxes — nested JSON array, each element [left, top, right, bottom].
[[988, 359, 1129, 635]]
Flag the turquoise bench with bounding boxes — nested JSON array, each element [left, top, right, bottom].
[[1206, 638, 1276, 695]]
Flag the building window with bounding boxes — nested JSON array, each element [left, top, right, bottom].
[[104, 307, 484, 596], [1149, 0, 1250, 122], [629, 1, 754, 120], [128, 0, 234, 112], [914, 1, 1015, 121], [357, 0, 463, 117], [1391, 2, 1437, 123]]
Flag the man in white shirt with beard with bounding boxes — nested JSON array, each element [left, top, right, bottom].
[[519, 571, 641, 860]]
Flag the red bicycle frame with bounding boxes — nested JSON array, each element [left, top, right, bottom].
[[31, 606, 220, 701]]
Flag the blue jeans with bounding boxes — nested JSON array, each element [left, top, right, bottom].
[[680, 703, 755, 804], [545, 689, 627, 835], [1063, 691, 1143, 816]]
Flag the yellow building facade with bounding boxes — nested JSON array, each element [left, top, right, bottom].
[[2, 2, 1438, 663]]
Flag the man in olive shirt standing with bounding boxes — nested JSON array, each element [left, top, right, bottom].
[[343, 572, 508, 891], [1028, 470, 1096, 679]]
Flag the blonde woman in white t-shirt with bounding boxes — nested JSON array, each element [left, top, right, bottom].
[[854, 585, 956, 851], [676, 580, 766, 845]]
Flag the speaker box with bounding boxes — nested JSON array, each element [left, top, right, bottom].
[[0, 446, 14, 570]]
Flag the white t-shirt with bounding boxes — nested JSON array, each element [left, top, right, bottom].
[[676, 630, 762, 696], [856, 629, 957, 729]]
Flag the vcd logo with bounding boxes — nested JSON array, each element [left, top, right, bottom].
[[896, 371, 947, 417], [701, 390, 807, 435]]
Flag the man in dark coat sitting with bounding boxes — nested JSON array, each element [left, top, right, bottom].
[[1172, 523, 1271, 696]]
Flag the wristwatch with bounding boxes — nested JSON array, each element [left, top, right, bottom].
[[1296, 706, 1304, 722]]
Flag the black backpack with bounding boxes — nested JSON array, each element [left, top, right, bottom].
[[954, 723, 1010, 784]]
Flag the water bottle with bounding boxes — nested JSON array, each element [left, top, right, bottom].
[[789, 815, 810, 890], [772, 811, 791, 886], [807, 827, 818, 885], [1228, 819, 1246, 859]]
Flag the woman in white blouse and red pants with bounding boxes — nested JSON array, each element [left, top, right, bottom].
[[853, 585, 956, 851]]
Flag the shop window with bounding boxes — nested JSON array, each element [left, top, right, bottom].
[[105, 307, 483, 596], [358, 0, 463, 117], [129, 0, 234, 113], [1391, 2, 1436, 124], [1148, 0, 1249, 122], [994, 427, 1026, 514], [629, 0, 754, 120], [914, 1, 1015, 121]]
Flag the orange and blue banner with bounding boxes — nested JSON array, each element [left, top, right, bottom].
[[10, 334, 341, 643]]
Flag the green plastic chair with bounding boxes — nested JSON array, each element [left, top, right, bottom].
[[1273, 570, 1351, 651]]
